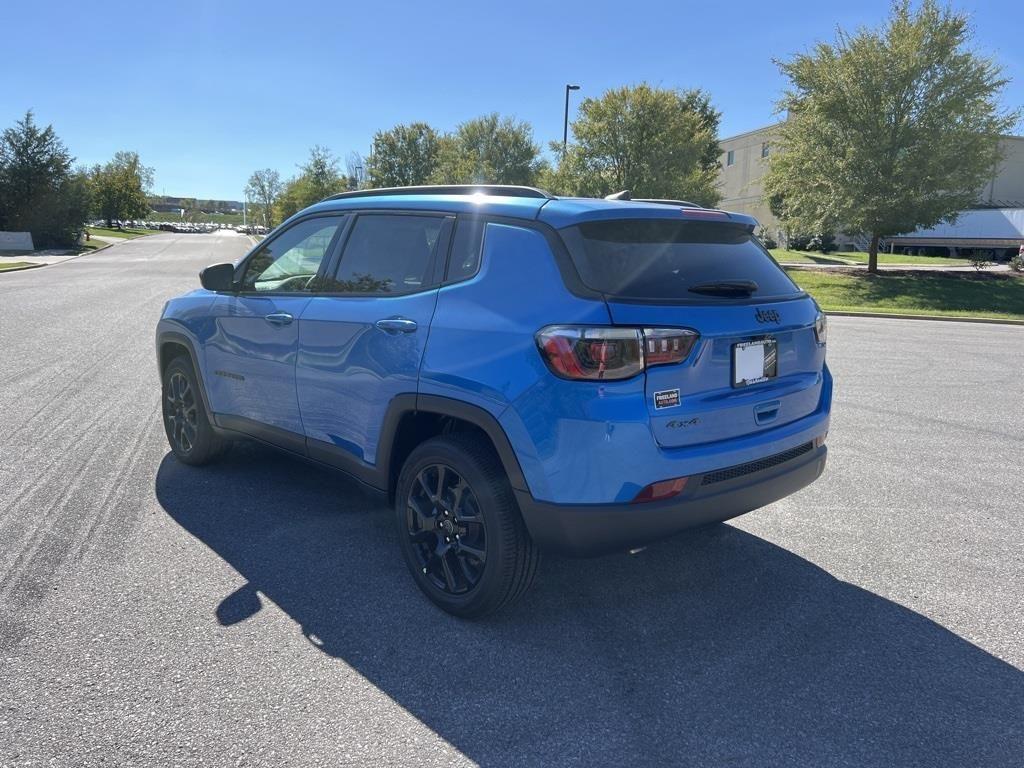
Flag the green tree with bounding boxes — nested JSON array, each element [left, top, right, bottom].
[[366, 122, 440, 187], [245, 168, 283, 228], [345, 151, 364, 190], [275, 146, 344, 221], [90, 151, 154, 227], [301, 145, 343, 200], [433, 114, 544, 185], [763, 0, 1017, 272], [0, 110, 91, 248], [550, 84, 722, 205]]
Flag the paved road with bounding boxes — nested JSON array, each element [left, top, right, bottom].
[[2, 232, 1022, 767]]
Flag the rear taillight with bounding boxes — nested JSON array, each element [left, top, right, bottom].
[[535, 326, 643, 380], [643, 327, 697, 367], [813, 310, 827, 345], [535, 326, 698, 381]]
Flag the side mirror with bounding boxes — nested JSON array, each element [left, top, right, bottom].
[[200, 263, 236, 292]]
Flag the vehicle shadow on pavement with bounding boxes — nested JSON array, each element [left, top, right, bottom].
[[156, 444, 1024, 767]]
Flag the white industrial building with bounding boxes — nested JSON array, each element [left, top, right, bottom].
[[717, 123, 1024, 255]]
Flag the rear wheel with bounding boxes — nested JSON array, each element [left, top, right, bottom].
[[161, 356, 227, 465], [395, 434, 539, 618]]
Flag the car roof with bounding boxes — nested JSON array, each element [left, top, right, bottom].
[[300, 189, 759, 230], [303, 193, 549, 221], [537, 197, 759, 229]]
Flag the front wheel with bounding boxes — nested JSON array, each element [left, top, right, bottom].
[[395, 434, 540, 618], [161, 356, 227, 466]]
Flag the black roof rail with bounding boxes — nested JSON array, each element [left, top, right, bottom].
[[325, 184, 554, 202], [633, 198, 704, 209]]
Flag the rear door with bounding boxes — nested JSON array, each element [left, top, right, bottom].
[[560, 217, 826, 448], [296, 212, 452, 468]]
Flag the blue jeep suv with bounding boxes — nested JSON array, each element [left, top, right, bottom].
[[157, 185, 831, 617]]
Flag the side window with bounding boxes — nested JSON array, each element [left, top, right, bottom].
[[241, 216, 345, 292], [446, 217, 485, 282], [329, 214, 445, 294]]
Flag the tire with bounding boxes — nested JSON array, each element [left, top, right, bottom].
[[395, 433, 540, 618], [161, 356, 227, 466]]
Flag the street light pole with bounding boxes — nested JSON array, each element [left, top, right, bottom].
[[563, 84, 580, 154]]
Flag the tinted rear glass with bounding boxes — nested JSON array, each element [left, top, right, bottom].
[[561, 219, 801, 301]]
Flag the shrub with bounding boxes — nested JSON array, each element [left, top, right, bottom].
[[758, 229, 777, 249], [786, 230, 834, 252], [967, 251, 992, 271], [1009, 254, 1024, 273], [808, 232, 836, 253], [787, 232, 812, 251]]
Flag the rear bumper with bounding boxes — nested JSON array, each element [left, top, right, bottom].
[[514, 444, 826, 556]]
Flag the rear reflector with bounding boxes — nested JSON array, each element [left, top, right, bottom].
[[536, 326, 698, 381], [632, 477, 688, 504]]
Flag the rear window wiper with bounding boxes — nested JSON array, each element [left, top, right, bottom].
[[687, 280, 759, 296]]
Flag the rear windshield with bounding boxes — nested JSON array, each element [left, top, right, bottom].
[[561, 219, 802, 301]]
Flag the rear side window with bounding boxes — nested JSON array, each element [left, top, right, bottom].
[[446, 217, 485, 282], [561, 219, 801, 301], [329, 214, 445, 294]]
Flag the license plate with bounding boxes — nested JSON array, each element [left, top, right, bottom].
[[733, 339, 777, 387]]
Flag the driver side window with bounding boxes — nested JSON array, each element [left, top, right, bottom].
[[241, 216, 346, 292]]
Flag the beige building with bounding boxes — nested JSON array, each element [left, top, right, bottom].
[[716, 123, 1024, 246], [717, 124, 781, 235]]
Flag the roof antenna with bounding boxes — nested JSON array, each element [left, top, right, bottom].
[[604, 190, 631, 201]]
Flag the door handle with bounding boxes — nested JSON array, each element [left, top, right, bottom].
[[375, 318, 418, 334], [264, 312, 294, 326]]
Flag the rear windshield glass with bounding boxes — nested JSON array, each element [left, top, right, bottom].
[[561, 219, 801, 301]]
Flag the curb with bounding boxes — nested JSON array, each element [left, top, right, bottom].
[[826, 310, 1024, 326], [0, 262, 46, 274], [0, 241, 114, 273]]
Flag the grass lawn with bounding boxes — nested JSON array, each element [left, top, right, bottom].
[[86, 226, 160, 239], [0, 261, 38, 272], [788, 269, 1024, 321], [770, 249, 851, 265], [834, 250, 972, 267], [771, 248, 972, 267]]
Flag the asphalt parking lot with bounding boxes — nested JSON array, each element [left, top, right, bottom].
[[1, 232, 1022, 766]]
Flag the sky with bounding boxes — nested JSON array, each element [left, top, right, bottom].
[[3, 0, 1021, 201]]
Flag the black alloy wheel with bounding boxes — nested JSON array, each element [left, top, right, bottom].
[[395, 434, 540, 618], [164, 370, 198, 455], [161, 356, 227, 466], [406, 463, 488, 595]]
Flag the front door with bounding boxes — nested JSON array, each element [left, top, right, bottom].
[[204, 214, 348, 439], [296, 212, 452, 469]]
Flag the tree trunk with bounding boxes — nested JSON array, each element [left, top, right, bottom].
[[868, 233, 880, 274]]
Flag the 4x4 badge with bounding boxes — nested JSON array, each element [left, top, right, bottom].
[[755, 308, 780, 324]]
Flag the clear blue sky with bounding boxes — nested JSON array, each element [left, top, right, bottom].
[[4, 0, 1021, 200]]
